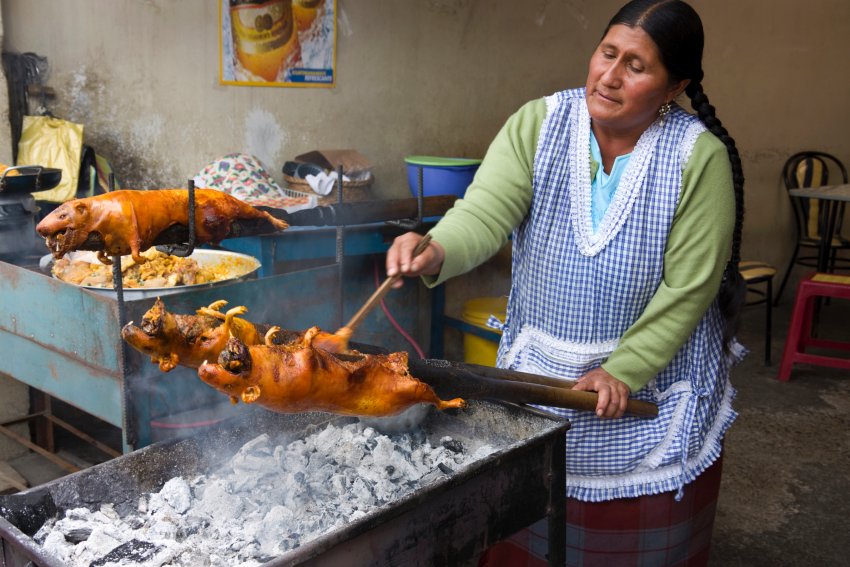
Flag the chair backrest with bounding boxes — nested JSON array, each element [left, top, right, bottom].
[[782, 151, 849, 240]]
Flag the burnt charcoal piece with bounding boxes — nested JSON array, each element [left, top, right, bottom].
[[90, 539, 161, 566]]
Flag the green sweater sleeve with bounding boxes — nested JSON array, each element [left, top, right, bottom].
[[424, 98, 543, 285], [601, 132, 734, 391]]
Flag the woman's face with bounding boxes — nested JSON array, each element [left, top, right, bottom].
[[585, 24, 688, 137]]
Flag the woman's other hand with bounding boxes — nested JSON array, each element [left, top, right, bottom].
[[572, 367, 631, 418], [386, 232, 445, 288]]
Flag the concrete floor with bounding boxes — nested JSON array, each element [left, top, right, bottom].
[[3, 288, 849, 566], [710, 293, 850, 566]]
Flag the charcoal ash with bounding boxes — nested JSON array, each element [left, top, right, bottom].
[[35, 421, 495, 566]]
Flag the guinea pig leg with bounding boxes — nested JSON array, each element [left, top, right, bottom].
[[195, 300, 229, 318], [264, 326, 281, 346], [221, 306, 249, 338], [241, 386, 262, 404], [156, 353, 180, 372]]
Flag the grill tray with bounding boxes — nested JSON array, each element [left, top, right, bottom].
[[0, 401, 568, 566]]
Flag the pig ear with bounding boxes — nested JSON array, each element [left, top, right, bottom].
[[74, 202, 88, 216]]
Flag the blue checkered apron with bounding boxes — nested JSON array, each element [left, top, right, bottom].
[[496, 88, 737, 502]]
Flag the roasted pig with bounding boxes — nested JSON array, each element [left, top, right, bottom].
[[122, 299, 346, 372], [197, 326, 466, 417], [36, 189, 288, 264]]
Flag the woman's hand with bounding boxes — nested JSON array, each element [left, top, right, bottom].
[[386, 232, 445, 288], [572, 367, 631, 418]]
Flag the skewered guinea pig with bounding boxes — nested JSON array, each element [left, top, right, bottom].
[[197, 326, 466, 417], [36, 189, 289, 264], [122, 299, 348, 373]]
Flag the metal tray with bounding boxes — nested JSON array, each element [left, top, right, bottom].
[[0, 166, 62, 195], [0, 401, 569, 566], [39, 248, 261, 299]]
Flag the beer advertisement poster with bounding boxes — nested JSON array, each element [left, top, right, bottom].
[[220, 0, 336, 87]]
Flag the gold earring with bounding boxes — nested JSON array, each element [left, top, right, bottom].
[[659, 101, 672, 126]]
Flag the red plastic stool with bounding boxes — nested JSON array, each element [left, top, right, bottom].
[[777, 272, 850, 381]]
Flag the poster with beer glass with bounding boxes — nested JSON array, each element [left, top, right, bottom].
[[220, 0, 336, 87]]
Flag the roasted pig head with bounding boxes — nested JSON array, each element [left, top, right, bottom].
[[36, 201, 94, 260], [121, 299, 263, 372], [197, 327, 466, 417]]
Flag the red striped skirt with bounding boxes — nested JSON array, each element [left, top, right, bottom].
[[478, 454, 724, 567]]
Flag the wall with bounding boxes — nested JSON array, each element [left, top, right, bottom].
[[2, 0, 849, 357], [0, 0, 608, 194]]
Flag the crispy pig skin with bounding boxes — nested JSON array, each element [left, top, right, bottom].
[[197, 327, 466, 417], [36, 189, 288, 263]]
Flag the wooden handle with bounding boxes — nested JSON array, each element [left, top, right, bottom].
[[340, 234, 433, 336], [409, 359, 659, 419]]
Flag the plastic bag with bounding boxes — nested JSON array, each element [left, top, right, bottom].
[[17, 115, 84, 202]]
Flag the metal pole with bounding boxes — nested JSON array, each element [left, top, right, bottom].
[[108, 172, 134, 451], [548, 432, 567, 567], [336, 165, 345, 329]]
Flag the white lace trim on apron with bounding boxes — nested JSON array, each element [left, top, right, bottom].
[[502, 325, 619, 371], [570, 98, 663, 257], [565, 379, 736, 499]]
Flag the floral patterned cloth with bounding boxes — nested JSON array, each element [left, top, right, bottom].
[[194, 153, 316, 211]]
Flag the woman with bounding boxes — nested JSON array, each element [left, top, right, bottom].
[[387, 0, 745, 564]]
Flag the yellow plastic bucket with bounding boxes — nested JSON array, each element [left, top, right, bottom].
[[461, 296, 508, 367]]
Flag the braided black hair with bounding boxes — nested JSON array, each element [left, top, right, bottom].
[[607, 0, 747, 349]]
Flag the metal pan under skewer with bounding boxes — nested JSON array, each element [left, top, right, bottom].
[[39, 249, 261, 299]]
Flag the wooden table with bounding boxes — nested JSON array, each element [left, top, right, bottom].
[[788, 183, 850, 272]]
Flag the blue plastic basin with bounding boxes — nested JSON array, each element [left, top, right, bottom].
[[405, 156, 482, 198]]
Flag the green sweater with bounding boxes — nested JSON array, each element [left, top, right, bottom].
[[426, 98, 735, 392]]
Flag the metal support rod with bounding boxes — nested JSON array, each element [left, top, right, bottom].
[[46, 414, 122, 459], [335, 169, 345, 321], [109, 172, 134, 451], [0, 412, 120, 459], [30, 389, 54, 453], [156, 180, 197, 257], [385, 166, 426, 231], [188, 180, 196, 250], [0, 424, 80, 474], [416, 165, 424, 225], [547, 432, 567, 567]]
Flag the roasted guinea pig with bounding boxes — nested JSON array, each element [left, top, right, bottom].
[[36, 189, 288, 264], [122, 299, 348, 372], [197, 326, 466, 417], [121, 299, 269, 372]]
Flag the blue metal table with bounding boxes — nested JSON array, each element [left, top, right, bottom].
[[0, 225, 414, 453]]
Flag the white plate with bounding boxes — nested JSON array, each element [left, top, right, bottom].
[[41, 248, 261, 294]]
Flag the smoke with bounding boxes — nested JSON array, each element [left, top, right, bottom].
[[244, 108, 285, 180]]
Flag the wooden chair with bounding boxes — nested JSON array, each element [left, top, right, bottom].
[[777, 272, 850, 381], [775, 151, 850, 305], [740, 261, 777, 365]]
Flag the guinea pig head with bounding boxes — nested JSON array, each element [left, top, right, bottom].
[[197, 337, 258, 404], [36, 201, 92, 259], [121, 298, 181, 371]]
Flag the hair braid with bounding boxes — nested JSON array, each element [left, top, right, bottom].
[[609, 0, 747, 350], [687, 82, 747, 347]]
